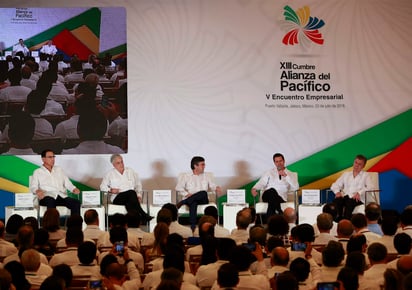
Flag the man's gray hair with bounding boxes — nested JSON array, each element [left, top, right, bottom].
[[110, 154, 122, 164]]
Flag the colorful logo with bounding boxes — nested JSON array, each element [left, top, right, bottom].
[[280, 5, 325, 48]]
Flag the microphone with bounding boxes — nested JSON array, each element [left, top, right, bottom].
[[277, 166, 283, 180]]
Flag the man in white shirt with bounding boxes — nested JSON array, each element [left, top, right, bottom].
[[21, 249, 49, 287], [229, 208, 251, 245], [363, 243, 388, 289], [0, 221, 17, 257], [100, 154, 151, 222], [252, 153, 299, 217], [83, 209, 105, 241], [351, 213, 381, 243], [30, 149, 81, 215], [162, 203, 193, 238], [13, 39, 30, 57], [40, 40, 57, 59], [176, 156, 222, 231], [331, 154, 373, 220], [313, 213, 338, 245]]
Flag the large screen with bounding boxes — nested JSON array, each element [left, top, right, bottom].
[[0, 7, 127, 155]]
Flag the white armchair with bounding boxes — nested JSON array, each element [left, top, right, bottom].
[[254, 190, 298, 224]]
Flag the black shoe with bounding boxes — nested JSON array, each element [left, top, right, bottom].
[[176, 201, 184, 209]]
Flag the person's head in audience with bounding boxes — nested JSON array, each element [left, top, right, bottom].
[[249, 225, 267, 247], [204, 205, 219, 223], [365, 202, 381, 223], [39, 275, 65, 290], [351, 213, 368, 231], [156, 208, 173, 226], [235, 209, 251, 230], [26, 90, 47, 115], [95, 64, 106, 77], [346, 234, 367, 254], [345, 251, 366, 275], [4, 260, 31, 290], [383, 268, 404, 290], [78, 241, 97, 265], [198, 215, 216, 239], [66, 214, 83, 230], [74, 82, 98, 102], [401, 207, 412, 228], [100, 254, 118, 277], [271, 246, 289, 267], [16, 225, 34, 255], [109, 226, 128, 249], [159, 268, 183, 289], [6, 214, 24, 237], [367, 242, 387, 265], [70, 58, 83, 73], [322, 203, 338, 222], [36, 72, 53, 96], [290, 257, 310, 283], [77, 110, 108, 142], [216, 238, 236, 261], [337, 219, 354, 239], [229, 245, 255, 272], [65, 227, 84, 247], [283, 207, 297, 225], [276, 271, 299, 290], [217, 263, 239, 289], [381, 216, 399, 236], [23, 216, 38, 231], [52, 264, 73, 288], [294, 223, 315, 243], [21, 249, 41, 272], [84, 73, 99, 89], [167, 233, 185, 251], [322, 240, 345, 267], [0, 268, 13, 290], [7, 111, 35, 150], [266, 236, 284, 254], [317, 213, 334, 232], [109, 213, 127, 228], [153, 222, 169, 255], [125, 210, 140, 228], [42, 208, 61, 232], [394, 233, 412, 255], [33, 228, 51, 249], [337, 267, 359, 290], [161, 203, 179, 222], [163, 244, 185, 273], [267, 214, 289, 237], [84, 209, 100, 226], [106, 263, 128, 288], [7, 67, 22, 86], [397, 256, 412, 275], [21, 65, 32, 80]]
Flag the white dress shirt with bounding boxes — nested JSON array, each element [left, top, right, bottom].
[[253, 168, 299, 201], [30, 165, 76, 199], [331, 171, 373, 203], [175, 172, 218, 198], [40, 44, 57, 55], [62, 141, 124, 154], [100, 167, 142, 202]]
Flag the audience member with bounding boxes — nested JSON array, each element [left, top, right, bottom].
[[365, 202, 383, 236], [217, 263, 239, 289], [313, 213, 338, 245], [0, 220, 18, 257], [387, 233, 412, 269], [83, 209, 105, 241], [49, 227, 84, 267], [314, 203, 338, 235], [351, 213, 381, 243], [161, 203, 193, 239], [4, 214, 24, 245], [41, 208, 66, 240], [1, 111, 36, 155], [378, 215, 400, 254], [363, 242, 388, 288], [336, 219, 354, 252], [229, 208, 251, 245], [3, 260, 31, 290], [0, 67, 31, 102], [62, 110, 124, 154], [337, 267, 359, 290], [21, 249, 49, 287], [319, 240, 345, 282], [71, 241, 101, 279], [52, 264, 73, 288], [266, 214, 290, 246]]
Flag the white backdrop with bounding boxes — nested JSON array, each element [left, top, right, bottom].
[[2, 0, 411, 192]]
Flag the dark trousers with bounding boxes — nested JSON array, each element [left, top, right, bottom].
[[181, 190, 209, 230], [39, 195, 81, 216], [113, 190, 148, 220], [262, 188, 285, 217], [334, 195, 363, 220]]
